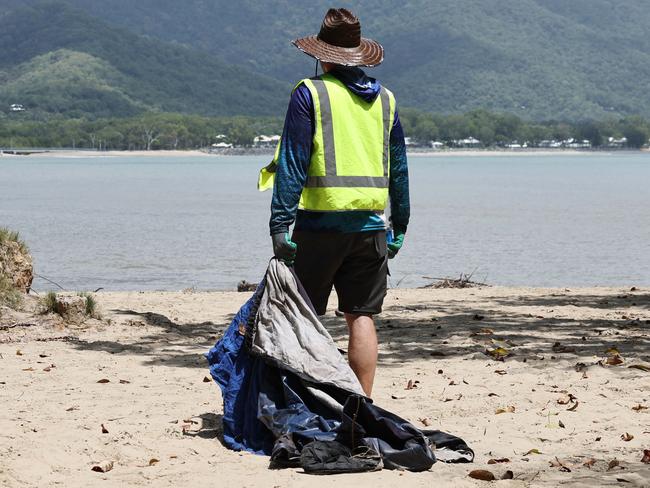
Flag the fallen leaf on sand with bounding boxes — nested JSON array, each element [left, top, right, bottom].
[[119, 379, 130, 384], [43, 365, 53, 372], [523, 449, 541, 456], [567, 401, 579, 411], [391, 394, 406, 400], [406, 379, 419, 390], [488, 393, 499, 397], [486, 347, 510, 360], [557, 394, 577, 405], [418, 417, 432, 427], [559, 419, 566, 428], [97, 379, 110, 384], [468, 469, 496, 481], [487, 458, 510, 464], [494, 370, 507, 375], [621, 433, 634, 442], [628, 364, 650, 372], [501, 470, 514, 480], [641, 450, 650, 464], [583, 458, 597, 468], [632, 404, 648, 412], [607, 459, 620, 471], [16, 350, 23, 356], [148, 458, 159, 466], [605, 355, 624, 366], [202, 376, 211, 383], [101, 424, 109, 434], [550, 457, 571, 472], [22, 367, 34, 371], [91, 461, 113, 473], [495, 406, 516, 414]]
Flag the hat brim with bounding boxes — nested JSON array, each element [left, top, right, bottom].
[[292, 36, 384, 67]]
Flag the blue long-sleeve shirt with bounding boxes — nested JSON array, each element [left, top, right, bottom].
[[270, 67, 410, 235]]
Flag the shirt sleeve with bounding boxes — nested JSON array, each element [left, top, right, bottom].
[[269, 84, 314, 235], [389, 108, 411, 233]]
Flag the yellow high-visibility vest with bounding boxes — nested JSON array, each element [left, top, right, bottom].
[[259, 73, 395, 212]]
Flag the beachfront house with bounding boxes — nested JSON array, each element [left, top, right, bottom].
[[211, 142, 233, 150], [253, 135, 281, 148], [606, 137, 627, 148], [452, 136, 482, 148], [563, 138, 591, 149]]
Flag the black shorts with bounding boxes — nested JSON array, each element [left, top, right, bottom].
[[292, 230, 388, 316]]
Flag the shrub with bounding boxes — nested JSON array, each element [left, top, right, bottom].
[[0, 227, 28, 254], [78, 292, 100, 319], [42, 291, 58, 314], [0, 274, 21, 308]]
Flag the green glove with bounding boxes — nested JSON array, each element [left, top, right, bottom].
[[387, 229, 405, 259], [272, 232, 297, 265]]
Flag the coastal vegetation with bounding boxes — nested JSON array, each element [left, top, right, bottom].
[[0, 2, 288, 119], [2, 0, 650, 120], [1, 111, 648, 150], [0, 228, 29, 308]]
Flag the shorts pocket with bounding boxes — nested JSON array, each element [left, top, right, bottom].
[[374, 231, 387, 258]]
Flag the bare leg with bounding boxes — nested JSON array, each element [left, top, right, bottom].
[[345, 313, 378, 397]]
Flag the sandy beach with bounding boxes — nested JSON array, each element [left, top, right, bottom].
[[1, 286, 649, 487]]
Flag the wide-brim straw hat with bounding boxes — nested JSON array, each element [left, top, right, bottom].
[[292, 8, 384, 67]]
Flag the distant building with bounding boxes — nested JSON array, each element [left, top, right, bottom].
[[430, 141, 445, 149], [253, 134, 281, 148], [9, 104, 25, 112], [539, 140, 563, 148], [453, 136, 481, 148], [211, 142, 233, 149], [563, 138, 591, 149], [606, 136, 627, 148]]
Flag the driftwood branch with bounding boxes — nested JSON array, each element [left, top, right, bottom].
[[422, 269, 489, 289], [34, 273, 65, 290], [0, 322, 37, 331]]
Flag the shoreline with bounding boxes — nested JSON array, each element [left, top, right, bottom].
[[1, 148, 647, 158]]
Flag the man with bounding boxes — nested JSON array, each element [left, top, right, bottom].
[[260, 8, 409, 397]]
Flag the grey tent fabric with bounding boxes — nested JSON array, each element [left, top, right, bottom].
[[250, 259, 365, 396]]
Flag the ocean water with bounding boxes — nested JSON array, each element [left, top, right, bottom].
[[1, 153, 649, 291]]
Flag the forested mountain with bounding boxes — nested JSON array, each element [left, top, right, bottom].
[[0, 2, 288, 118], [1, 0, 649, 120]]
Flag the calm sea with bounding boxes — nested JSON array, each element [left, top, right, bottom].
[[1, 153, 649, 291]]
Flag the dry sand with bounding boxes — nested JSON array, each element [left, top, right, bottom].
[[1, 286, 649, 487]]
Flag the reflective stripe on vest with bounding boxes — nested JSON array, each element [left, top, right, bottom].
[[299, 74, 395, 211]]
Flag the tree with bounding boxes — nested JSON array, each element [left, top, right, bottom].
[[621, 116, 649, 148], [576, 121, 603, 147]]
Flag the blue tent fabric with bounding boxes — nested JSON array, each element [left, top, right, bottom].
[[205, 280, 274, 453], [206, 261, 474, 472]]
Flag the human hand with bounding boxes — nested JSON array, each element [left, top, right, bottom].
[[271, 232, 297, 265], [387, 229, 405, 259]]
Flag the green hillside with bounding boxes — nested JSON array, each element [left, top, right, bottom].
[[14, 0, 648, 120], [0, 2, 289, 118]]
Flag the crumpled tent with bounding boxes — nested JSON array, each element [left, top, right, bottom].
[[206, 259, 473, 473]]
